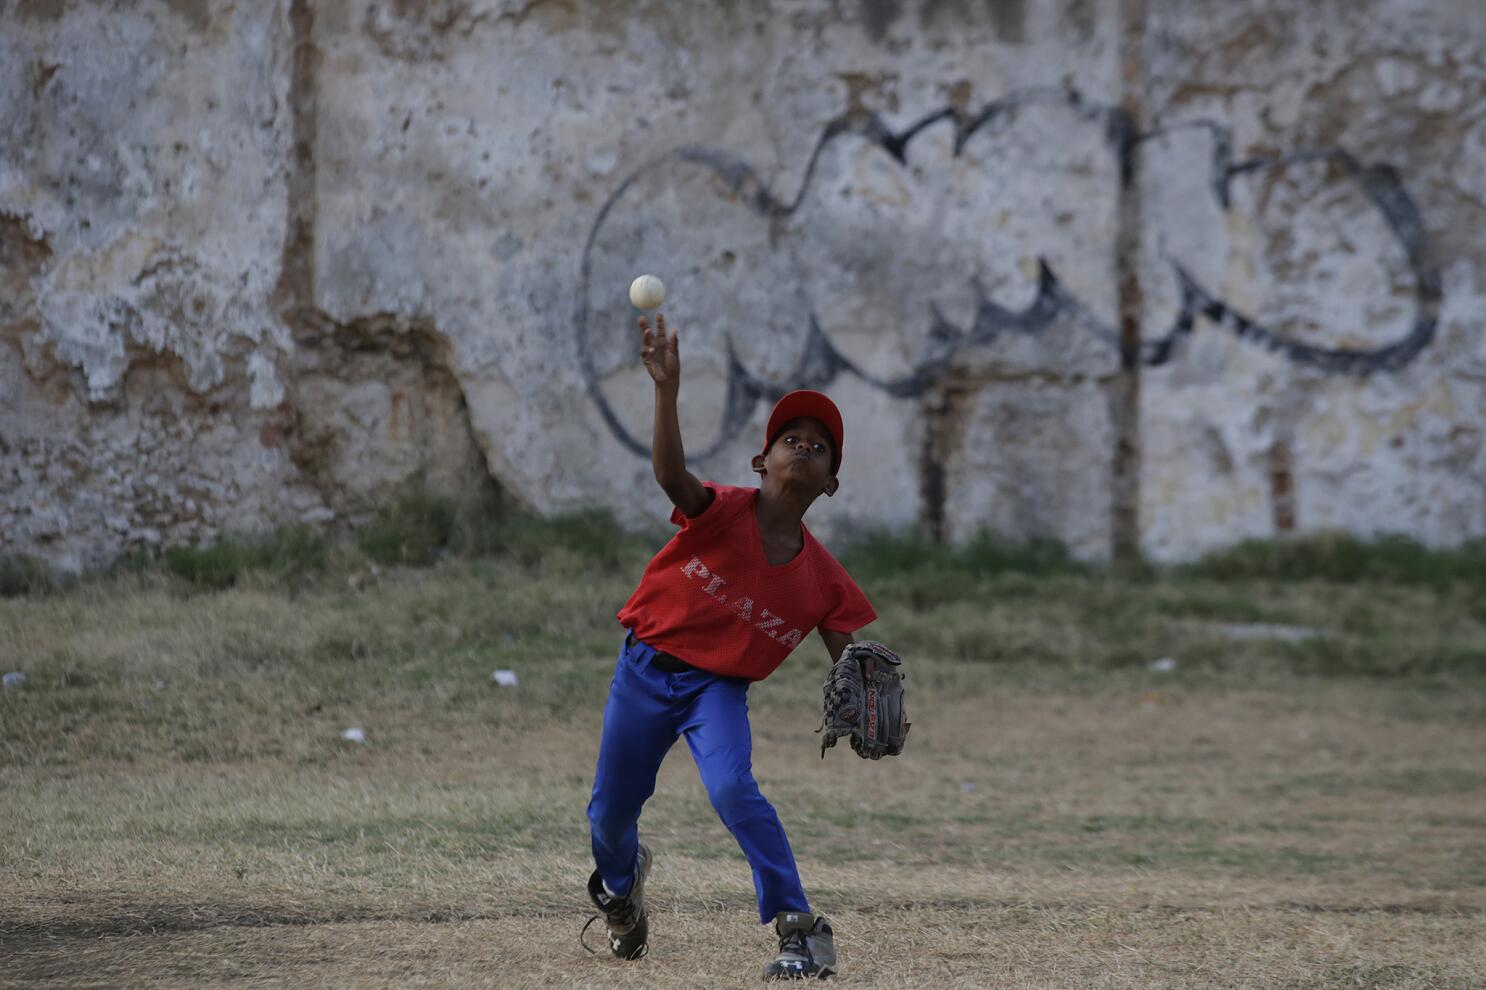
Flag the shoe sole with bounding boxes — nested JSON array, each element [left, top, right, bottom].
[[763, 966, 835, 981]]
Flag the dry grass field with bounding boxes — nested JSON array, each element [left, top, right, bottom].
[[3, 518, 1485, 988]]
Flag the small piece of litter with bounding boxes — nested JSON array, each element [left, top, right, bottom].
[[491, 670, 518, 687], [961, 782, 977, 794], [341, 727, 366, 743], [1212, 622, 1317, 642], [2, 672, 25, 689], [1148, 657, 1177, 673]]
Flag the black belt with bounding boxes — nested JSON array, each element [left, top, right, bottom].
[[650, 652, 698, 673], [628, 634, 699, 673]]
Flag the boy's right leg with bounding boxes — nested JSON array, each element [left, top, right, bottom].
[[587, 636, 678, 898], [680, 677, 811, 924]]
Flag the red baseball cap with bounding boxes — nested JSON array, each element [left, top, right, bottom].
[[763, 390, 844, 475]]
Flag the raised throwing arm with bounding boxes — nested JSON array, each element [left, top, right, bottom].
[[641, 313, 713, 518]]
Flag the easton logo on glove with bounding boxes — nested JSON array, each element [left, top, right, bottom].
[[818, 641, 909, 760]]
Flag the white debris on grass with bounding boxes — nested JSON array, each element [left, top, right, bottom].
[[491, 670, 518, 687], [341, 726, 367, 743], [2, 672, 25, 688], [1148, 657, 1177, 673], [1212, 623, 1318, 642]]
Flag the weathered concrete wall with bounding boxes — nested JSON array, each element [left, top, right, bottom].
[[2, 0, 1483, 568], [0, 0, 491, 570], [1135, 0, 1486, 559]]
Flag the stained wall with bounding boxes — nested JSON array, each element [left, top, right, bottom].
[[3, 0, 1483, 568]]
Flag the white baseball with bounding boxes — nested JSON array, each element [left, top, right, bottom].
[[629, 274, 666, 310]]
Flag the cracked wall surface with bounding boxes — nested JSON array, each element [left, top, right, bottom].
[[1136, 0, 1486, 558], [1, 0, 490, 569], [3, 0, 1485, 568]]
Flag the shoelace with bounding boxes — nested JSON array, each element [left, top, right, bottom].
[[579, 902, 645, 957], [777, 928, 809, 959], [578, 914, 603, 955]]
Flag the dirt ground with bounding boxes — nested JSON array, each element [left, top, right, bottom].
[[4, 671, 1484, 989]]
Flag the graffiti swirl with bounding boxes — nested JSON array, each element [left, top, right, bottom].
[[578, 88, 1442, 459]]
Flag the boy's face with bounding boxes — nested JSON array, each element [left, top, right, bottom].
[[752, 416, 838, 497]]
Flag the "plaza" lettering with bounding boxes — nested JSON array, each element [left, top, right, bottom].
[[680, 556, 804, 649]]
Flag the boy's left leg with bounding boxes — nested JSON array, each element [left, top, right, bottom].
[[679, 676, 810, 923]]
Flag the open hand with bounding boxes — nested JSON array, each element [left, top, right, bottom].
[[640, 313, 680, 390]]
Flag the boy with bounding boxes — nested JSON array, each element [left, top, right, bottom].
[[584, 312, 877, 980]]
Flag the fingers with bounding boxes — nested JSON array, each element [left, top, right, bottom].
[[637, 313, 675, 365], [638, 316, 654, 362], [656, 312, 678, 350]]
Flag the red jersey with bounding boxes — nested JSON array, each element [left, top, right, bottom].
[[617, 483, 877, 681]]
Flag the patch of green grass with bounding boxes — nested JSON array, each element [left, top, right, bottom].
[[354, 490, 656, 573], [161, 524, 329, 589], [187, 813, 568, 851], [1286, 964, 1438, 990], [1279, 634, 1486, 678], [492, 507, 657, 573], [1075, 814, 1217, 834], [1148, 588, 1275, 623], [813, 843, 899, 865], [1422, 815, 1486, 828], [666, 841, 749, 862], [1061, 814, 1324, 839], [0, 553, 54, 597], [1258, 768, 1483, 800], [1041, 838, 1353, 875], [356, 491, 460, 566], [838, 529, 1088, 584], [1184, 532, 1486, 585], [818, 809, 935, 830], [7, 511, 1486, 779]]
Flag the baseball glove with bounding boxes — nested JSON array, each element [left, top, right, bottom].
[[818, 641, 909, 760]]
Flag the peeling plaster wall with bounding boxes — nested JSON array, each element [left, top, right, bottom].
[[1136, 0, 1486, 558], [1, 0, 491, 569], [3, 0, 1484, 569], [315, 0, 1126, 557], [0, 1, 312, 570]]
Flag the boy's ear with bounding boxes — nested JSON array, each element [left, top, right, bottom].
[[823, 476, 839, 497], [750, 453, 767, 475]]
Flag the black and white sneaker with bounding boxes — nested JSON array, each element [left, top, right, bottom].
[[763, 911, 837, 980], [582, 843, 652, 960]]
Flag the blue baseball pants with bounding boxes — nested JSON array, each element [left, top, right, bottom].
[[587, 633, 810, 924]]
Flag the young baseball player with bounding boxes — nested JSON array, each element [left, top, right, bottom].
[[584, 312, 877, 980]]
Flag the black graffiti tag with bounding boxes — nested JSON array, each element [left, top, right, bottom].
[[577, 87, 1442, 461]]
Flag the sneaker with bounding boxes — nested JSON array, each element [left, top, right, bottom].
[[762, 911, 837, 980], [583, 843, 652, 960]]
